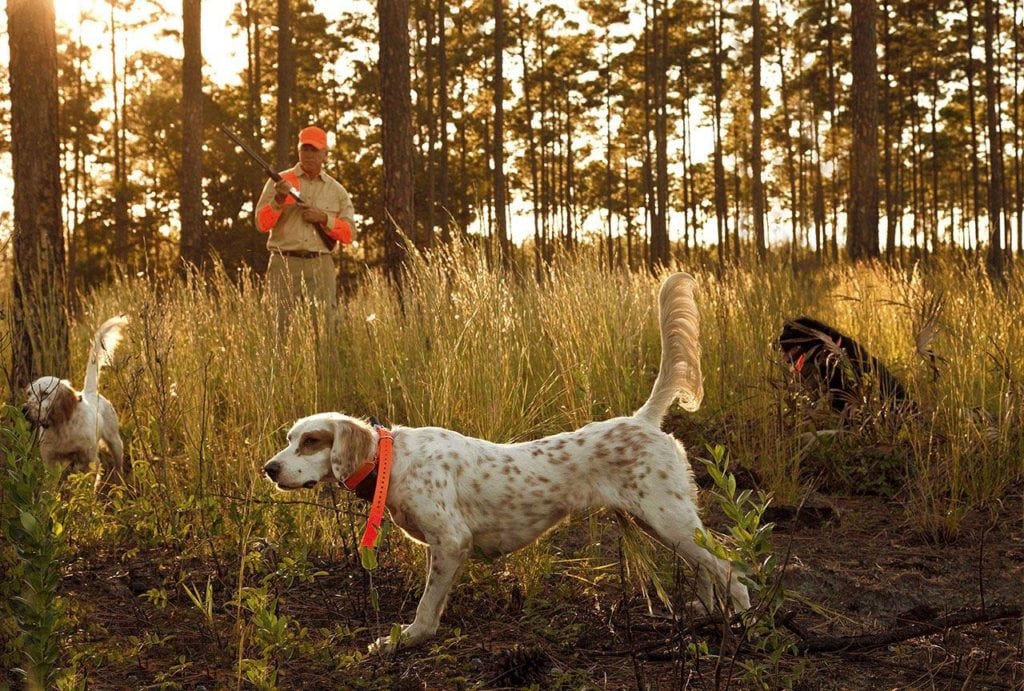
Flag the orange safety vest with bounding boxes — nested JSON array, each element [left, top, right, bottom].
[[256, 170, 353, 244]]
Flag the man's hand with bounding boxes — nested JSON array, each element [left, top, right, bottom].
[[273, 178, 293, 204], [300, 205, 328, 226]]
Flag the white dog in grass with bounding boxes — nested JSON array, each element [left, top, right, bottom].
[[23, 316, 128, 485], [263, 274, 750, 652]]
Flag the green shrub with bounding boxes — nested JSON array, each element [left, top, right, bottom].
[[1, 407, 69, 690]]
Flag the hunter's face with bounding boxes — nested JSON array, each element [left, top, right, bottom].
[[298, 144, 327, 175]]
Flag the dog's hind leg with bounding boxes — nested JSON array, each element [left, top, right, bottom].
[[625, 481, 750, 613], [102, 429, 126, 482]]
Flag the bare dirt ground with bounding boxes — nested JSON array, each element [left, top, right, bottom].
[[44, 478, 1023, 690]]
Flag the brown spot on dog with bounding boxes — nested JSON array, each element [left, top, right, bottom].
[[47, 385, 80, 428], [297, 429, 333, 456]]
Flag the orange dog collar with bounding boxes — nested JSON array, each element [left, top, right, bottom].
[[342, 425, 393, 570]]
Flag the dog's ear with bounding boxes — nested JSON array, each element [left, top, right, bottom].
[[330, 418, 376, 481], [48, 384, 80, 427]]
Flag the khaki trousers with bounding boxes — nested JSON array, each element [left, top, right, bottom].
[[267, 253, 338, 330]]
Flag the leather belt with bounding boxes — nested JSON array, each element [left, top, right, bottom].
[[276, 250, 327, 259]]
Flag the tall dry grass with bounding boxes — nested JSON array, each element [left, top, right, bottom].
[[4, 245, 1022, 547]]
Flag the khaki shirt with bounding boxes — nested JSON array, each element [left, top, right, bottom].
[[255, 165, 355, 253]]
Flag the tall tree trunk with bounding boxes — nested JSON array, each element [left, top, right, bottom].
[[1016, 0, 1023, 255], [565, 107, 577, 248], [882, 0, 897, 258], [624, 159, 634, 268], [110, 0, 128, 265], [604, 28, 614, 268], [436, 0, 450, 244], [516, 4, 542, 273], [966, 0, 983, 251], [984, 0, 1005, 277], [8, 0, 69, 391], [456, 9, 470, 237], [848, 0, 880, 260], [825, 0, 840, 261], [492, 0, 510, 265], [751, 0, 766, 260], [776, 8, 799, 261], [380, 0, 416, 278], [812, 115, 827, 262], [69, 17, 85, 284], [244, 0, 269, 271], [911, 105, 923, 252], [641, 0, 655, 269], [423, 3, 437, 249], [651, 0, 669, 267], [712, 0, 729, 265], [681, 67, 695, 253], [274, 0, 294, 170], [930, 12, 942, 249], [179, 0, 205, 267]]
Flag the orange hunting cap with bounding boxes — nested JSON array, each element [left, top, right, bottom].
[[298, 126, 328, 150]]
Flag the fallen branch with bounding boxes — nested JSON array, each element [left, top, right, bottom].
[[796, 605, 1022, 654]]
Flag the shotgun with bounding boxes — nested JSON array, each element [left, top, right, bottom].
[[219, 124, 336, 251]]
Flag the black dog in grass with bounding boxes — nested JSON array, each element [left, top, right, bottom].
[[778, 316, 912, 417]]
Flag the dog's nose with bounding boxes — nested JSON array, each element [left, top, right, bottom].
[[263, 461, 280, 482], [20, 404, 29, 418]]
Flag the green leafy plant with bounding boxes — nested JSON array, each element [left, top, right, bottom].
[[695, 444, 803, 688], [0, 407, 69, 690]]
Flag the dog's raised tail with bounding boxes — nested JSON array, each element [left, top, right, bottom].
[[83, 316, 128, 399], [634, 273, 703, 426]]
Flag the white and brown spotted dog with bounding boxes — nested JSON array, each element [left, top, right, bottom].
[[23, 316, 128, 486], [264, 274, 750, 652]]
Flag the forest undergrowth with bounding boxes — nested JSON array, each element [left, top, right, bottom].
[[2, 244, 1022, 688]]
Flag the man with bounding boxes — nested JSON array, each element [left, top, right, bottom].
[[254, 126, 355, 319]]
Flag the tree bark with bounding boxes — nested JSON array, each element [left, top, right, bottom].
[[848, 0, 881, 260], [244, 0, 269, 271], [436, 0, 450, 245], [966, 0, 983, 252], [776, 9, 798, 262], [8, 0, 69, 391], [109, 0, 129, 264], [712, 0, 729, 265], [751, 0, 766, 260], [179, 0, 205, 267], [379, 0, 416, 279], [651, 0, 669, 268], [274, 0, 294, 170], [984, 0, 1005, 278], [492, 0, 510, 265], [515, 4, 542, 273]]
